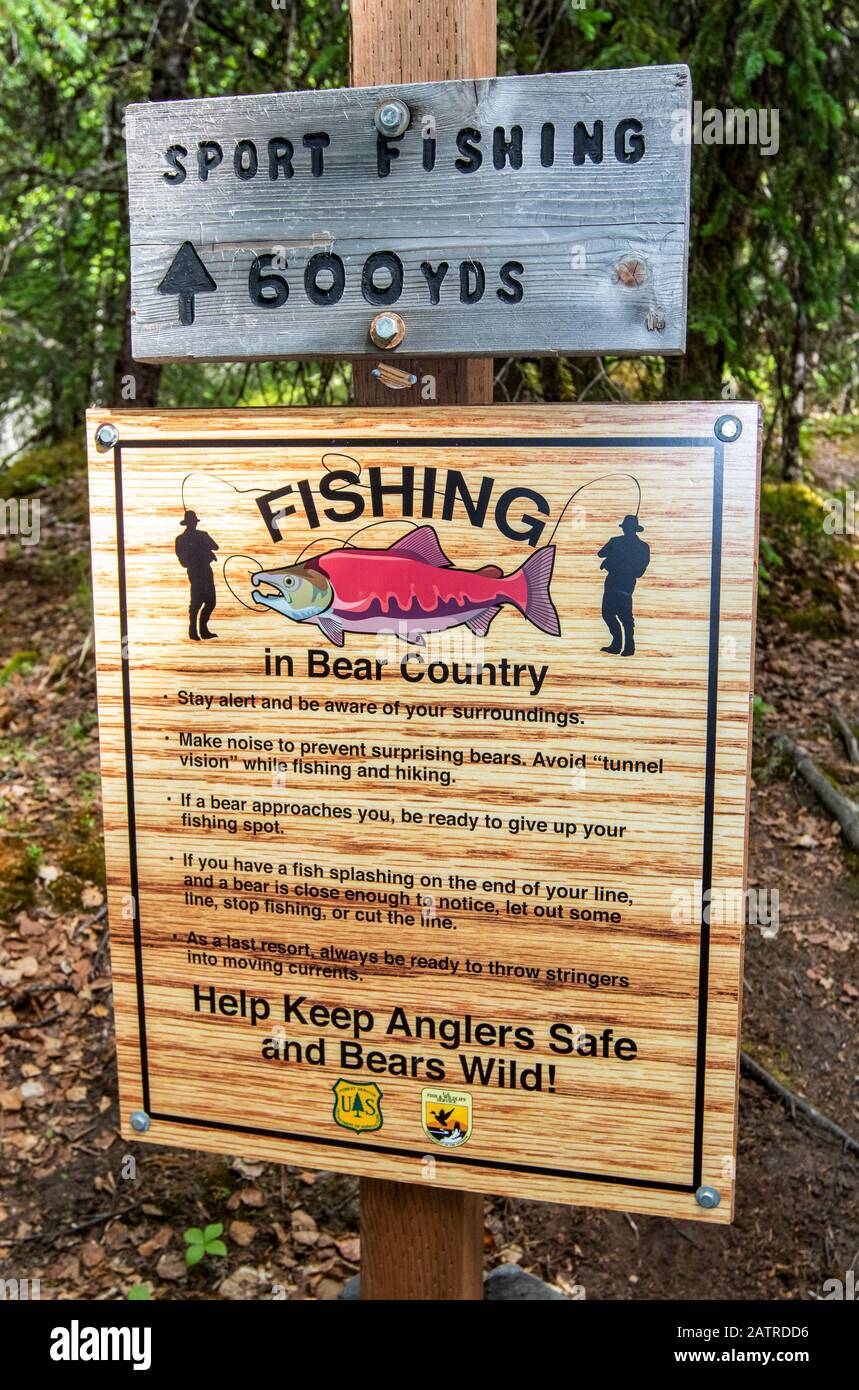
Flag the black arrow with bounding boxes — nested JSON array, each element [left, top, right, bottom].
[[157, 241, 217, 325]]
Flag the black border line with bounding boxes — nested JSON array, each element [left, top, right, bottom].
[[113, 432, 723, 1196]]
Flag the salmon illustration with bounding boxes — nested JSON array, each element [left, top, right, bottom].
[[250, 526, 560, 647]]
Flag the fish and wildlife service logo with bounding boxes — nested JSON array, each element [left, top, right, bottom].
[[332, 1080, 383, 1134], [421, 1088, 473, 1147]]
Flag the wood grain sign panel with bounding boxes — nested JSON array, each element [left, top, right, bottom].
[[125, 65, 691, 362], [87, 404, 758, 1221]]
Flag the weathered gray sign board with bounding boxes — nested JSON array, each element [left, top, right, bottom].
[[125, 65, 691, 363]]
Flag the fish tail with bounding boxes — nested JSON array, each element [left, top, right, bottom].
[[513, 546, 560, 636]]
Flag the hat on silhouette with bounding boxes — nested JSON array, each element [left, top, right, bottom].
[[620, 514, 644, 533], [181, 510, 199, 526]]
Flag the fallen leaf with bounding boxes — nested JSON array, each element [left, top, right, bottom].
[[80, 1241, 105, 1269], [137, 1225, 173, 1258]]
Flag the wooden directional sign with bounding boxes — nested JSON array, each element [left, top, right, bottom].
[[125, 65, 692, 363], [88, 402, 758, 1221]]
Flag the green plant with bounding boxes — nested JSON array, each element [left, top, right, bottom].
[[183, 1222, 227, 1267], [127, 1283, 152, 1301], [0, 651, 38, 684], [753, 694, 775, 724]]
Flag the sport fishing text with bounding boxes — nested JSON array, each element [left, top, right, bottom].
[[263, 647, 550, 697], [256, 466, 552, 548]]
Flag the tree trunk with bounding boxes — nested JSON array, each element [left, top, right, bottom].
[[110, 0, 199, 408], [782, 308, 808, 481]]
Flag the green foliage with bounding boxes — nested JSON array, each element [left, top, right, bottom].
[[759, 478, 853, 633], [753, 693, 775, 722], [0, 650, 38, 683], [0, 0, 855, 472], [0, 440, 85, 497], [183, 1222, 228, 1267], [127, 1283, 152, 1300], [497, 1, 858, 469]]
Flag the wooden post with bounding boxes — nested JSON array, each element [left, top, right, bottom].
[[349, 0, 495, 1299], [349, 0, 496, 410]]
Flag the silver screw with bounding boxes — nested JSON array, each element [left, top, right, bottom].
[[95, 422, 119, 450], [374, 98, 410, 138], [695, 1184, 721, 1209], [130, 1110, 151, 1133]]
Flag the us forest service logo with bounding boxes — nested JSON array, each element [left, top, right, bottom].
[[421, 1088, 473, 1147], [332, 1080, 383, 1134]]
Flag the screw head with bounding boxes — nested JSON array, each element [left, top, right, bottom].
[[369, 310, 406, 349], [374, 98, 410, 138], [130, 1110, 151, 1133], [645, 308, 666, 333], [95, 422, 119, 450], [714, 413, 743, 443], [695, 1184, 721, 1209]]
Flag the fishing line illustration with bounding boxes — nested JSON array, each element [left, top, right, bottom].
[[176, 459, 647, 653]]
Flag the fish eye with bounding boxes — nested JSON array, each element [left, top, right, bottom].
[[282, 575, 298, 589]]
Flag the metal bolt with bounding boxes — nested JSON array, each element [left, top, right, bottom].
[[369, 310, 406, 349], [714, 413, 743, 443], [615, 258, 648, 288], [645, 308, 666, 333], [695, 1184, 721, 1209], [374, 98, 410, 138], [130, 1110, 151, 1133], [95, 422, 119, 451]]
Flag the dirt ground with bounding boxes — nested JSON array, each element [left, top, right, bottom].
[[1, 433, 857, 1301]]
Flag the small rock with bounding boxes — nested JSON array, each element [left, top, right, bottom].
[[314, 1277, 343, 1300], [219, 1265, 269, 1300], [290, 1209, 318, 1247], [230, 1157, 265, 1180], [229, 1220, 256, 1248], [155, 1252, 186, 1282]]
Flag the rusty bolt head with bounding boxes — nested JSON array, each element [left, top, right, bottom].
[[614, 258, 648, 288], [369, 311, 406, 350]]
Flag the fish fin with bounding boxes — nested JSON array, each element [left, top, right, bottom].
[[387, 526, 451, 568], [317, 615, 345, 646], [476, 564, 503, 578], [517, 546, 560, 637], [466, 605, 502, 637]]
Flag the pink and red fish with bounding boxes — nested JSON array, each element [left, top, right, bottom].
[[250, 526, 560, 646]]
